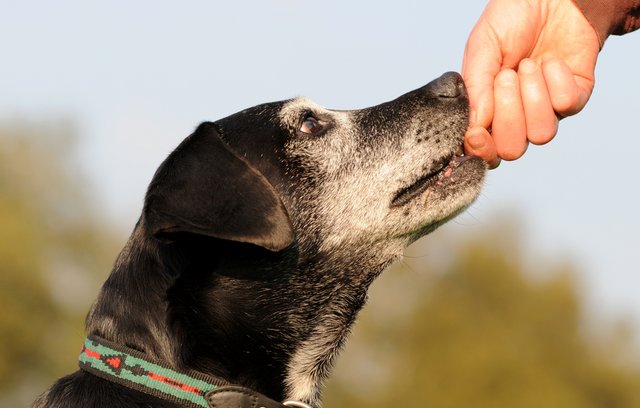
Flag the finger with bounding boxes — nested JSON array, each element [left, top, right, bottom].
[[493, 69, 528, 161], [518, 59, 558, 145], [462, 24, 502, 129], [542, 57, 585, 117], [464, 126, 501, 168]]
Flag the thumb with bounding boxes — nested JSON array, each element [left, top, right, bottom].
[[462, 26, 502, 129]]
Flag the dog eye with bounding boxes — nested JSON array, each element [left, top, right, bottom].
[[299, 114, 323, 134]]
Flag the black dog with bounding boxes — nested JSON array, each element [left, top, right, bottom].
[[34, 72, 485, 408]]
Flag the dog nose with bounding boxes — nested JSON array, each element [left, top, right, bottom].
[[428, 71, 467, 99]]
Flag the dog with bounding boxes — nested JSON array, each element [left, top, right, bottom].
[[34, 72, 485, 408]]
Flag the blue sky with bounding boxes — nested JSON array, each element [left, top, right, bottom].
[[2, 1, 639, 328]]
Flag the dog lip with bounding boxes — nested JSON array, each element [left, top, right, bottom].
[[390, 150, 471, 208], [391, 154, 454, 207]]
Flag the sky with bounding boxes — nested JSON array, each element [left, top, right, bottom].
[[1, 1, 639, 328]]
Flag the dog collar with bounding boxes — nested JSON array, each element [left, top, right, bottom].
[[79, 335, 310, 408]]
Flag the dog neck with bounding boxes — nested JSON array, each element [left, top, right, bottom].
[[86, 224, 400, 405]]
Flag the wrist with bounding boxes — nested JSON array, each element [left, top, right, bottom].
[[571, 0, 637, 46]]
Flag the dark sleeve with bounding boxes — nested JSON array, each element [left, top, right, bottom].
[[573, 0, 640, 45]]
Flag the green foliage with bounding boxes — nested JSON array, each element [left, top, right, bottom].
[[0, 123, 121, 406], [325, 229, 640, 407]]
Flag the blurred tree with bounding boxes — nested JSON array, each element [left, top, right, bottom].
[[325, 227, 640, 408], [0, 122, 121, 406]]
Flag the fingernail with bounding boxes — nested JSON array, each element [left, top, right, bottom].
[[467, 131, 486, 150]]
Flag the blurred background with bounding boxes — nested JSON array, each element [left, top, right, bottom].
[[1, 1, 639, 406]]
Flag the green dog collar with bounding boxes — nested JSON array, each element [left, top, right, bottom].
[[79, 335, 226, 408], [78, 335, 311, 408]]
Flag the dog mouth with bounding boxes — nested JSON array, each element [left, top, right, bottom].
[[391, 145, 474, 207]]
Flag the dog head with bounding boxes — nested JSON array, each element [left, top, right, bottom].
[[144, 72, 485, 256]]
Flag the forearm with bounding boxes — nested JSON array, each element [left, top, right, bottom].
[[573, 0, 640, 45]]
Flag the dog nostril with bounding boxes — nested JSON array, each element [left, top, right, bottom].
[[431, 71, 466, 99]]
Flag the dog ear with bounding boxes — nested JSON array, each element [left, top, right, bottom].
[[143, 122, 294, 252]]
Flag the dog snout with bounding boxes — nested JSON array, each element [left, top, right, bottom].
[[427, 71, 467, 99]]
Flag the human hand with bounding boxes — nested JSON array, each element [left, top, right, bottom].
[[462, 0, 600, 167]]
